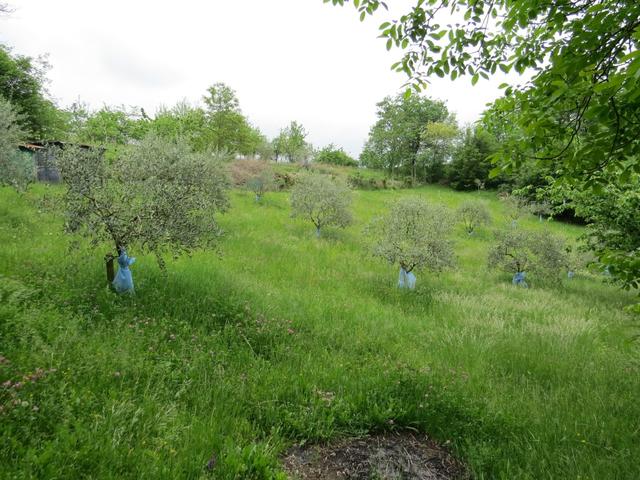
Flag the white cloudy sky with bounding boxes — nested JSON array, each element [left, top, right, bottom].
[[0, 0, 515, 156]]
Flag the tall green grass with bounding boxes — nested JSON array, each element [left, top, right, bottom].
[[0, 184, 637, 479]]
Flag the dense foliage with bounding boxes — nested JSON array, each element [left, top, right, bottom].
[[65, 85, 268, 156], [315, 144, 358, 167], [0, 45, 65, 139], [67, 104, 148, 146], [419, 121, 458, 183], [0, 97, 33, 191], [447, 127, 497, 191], [549, 177, 640, 289], [273, 121, 311, 164], [360, 93, 450, 181]]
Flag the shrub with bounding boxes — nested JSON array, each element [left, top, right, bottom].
[[457, 200, 491, 235], [368, 197, 454, 288], [347, 172, 388, 190], [290, 174, 352, 237], [273, 171, 298, 190], [315, 145, 358, 167], [488, 228, 568, 285]]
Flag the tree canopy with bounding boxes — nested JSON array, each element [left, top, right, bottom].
[[57, 133, 230, 269], [368, 197, 454, 274], [0, 97, 33, 190], [274, 121, 311, 163], [360, 93, 450, 180], [290, 174, 352, 236], [0, 45, 64, 139], [315, 144, 358, 167]]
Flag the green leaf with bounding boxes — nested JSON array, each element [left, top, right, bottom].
[[471, 74, 479, 85], [489, 166, 502, 178]]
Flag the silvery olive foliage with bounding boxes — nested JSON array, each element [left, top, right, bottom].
[[0, 97, 34, 191], [500, 193, 531, 224], [290, 174, 352, 236], [246, 168, 276, 201], [488, 228, 567, 281], [57, 133, 230, 265], [456, 200, 491, 234], [368, 197, 455, 273]]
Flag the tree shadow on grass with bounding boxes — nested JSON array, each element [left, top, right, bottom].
[[360, 275, 437, 316], [57, 258, 254, 334]]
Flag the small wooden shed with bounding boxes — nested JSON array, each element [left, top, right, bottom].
[[18, 141, 94, 183]]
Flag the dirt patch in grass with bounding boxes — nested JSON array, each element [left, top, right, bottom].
[[281, 432, 467, 479]]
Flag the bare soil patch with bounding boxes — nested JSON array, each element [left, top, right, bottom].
[[281, 432, 468, 480]]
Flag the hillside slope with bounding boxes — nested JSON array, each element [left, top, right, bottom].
[[0, 185, 638, 479]]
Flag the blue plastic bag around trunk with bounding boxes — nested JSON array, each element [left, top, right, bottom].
[[567, 270, 575, 279], [398, 268, 416, 290], [512, 271, 528, 288], [113, 250, 136, 294]]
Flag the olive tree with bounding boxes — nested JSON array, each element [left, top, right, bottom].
[[456, 200, 491, 235], [488, 229, 567, 287], [530, 201, 553, 222], [0, 97, 34, 191], [57, 133, 230, 284], [246, 167, 276, 202], [290, 174, 352, 237], [500, 193, 530, 227], [331, 0, 640, 299], [368, 197, 454, 289]]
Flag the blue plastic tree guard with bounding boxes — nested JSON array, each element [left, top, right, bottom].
[[113, 249, 136, 294], [512, 271, 528, 288], [398, 268, 416, 290], [568, 270, 575, 279]]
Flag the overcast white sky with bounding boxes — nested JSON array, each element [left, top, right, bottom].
[[0, 0, 515, 156]]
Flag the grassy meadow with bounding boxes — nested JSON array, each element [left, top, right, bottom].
[[0, 182, 638, 479]]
